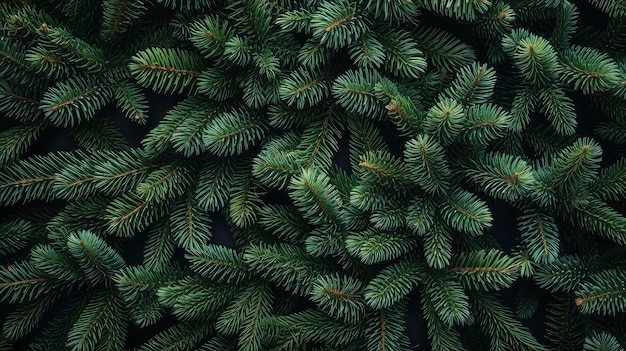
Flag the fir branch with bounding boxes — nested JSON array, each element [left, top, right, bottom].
[[243, 243, 330, 295], [469, 291, 547, 351], [450, 249, 516, 291], [404, 134, 450, 194], [364, 258, 421, 309], [289, 168, 345, 228], [40, 77, 112, 127], [439, 189, 493, 236], [129, 47, 205, 94], [2, 1, 626, 349], [186, 245, 249, 284], [170, 190, 212, 250]]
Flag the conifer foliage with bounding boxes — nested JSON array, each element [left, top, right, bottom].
[[2, 0, 626, 350]]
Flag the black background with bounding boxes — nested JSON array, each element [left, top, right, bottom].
[[2, 2, 625, 349], [0, 90, 541, 350]]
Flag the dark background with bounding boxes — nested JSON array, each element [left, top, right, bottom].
[[0, 91, 536, 350], [2, 2, 624, 349]]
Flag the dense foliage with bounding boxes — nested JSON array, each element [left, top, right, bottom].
[[1, 0, 626, 350]]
